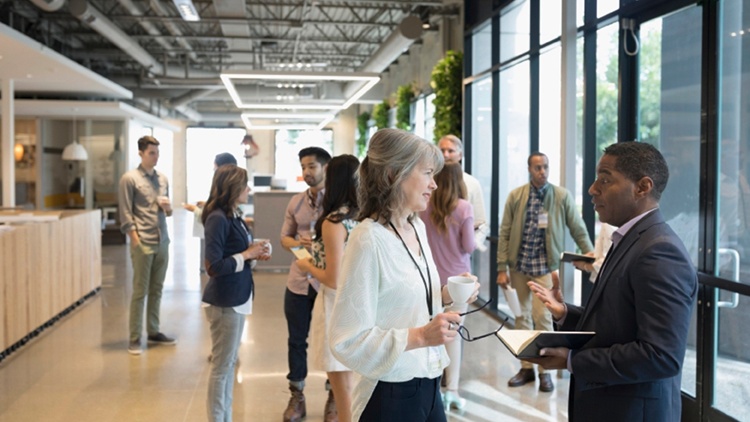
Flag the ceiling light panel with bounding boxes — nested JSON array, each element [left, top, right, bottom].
[[221, 71, 380, 111]]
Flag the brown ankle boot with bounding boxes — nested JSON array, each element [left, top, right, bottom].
[[324, 389, 338, 422], [283, 385, 306, 422]]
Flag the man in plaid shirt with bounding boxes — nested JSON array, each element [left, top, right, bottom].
[[496, 152, 593, 393]]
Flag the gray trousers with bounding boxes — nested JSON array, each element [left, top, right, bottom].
[[205, 305, 245, 422]]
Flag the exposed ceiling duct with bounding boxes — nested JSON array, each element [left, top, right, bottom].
[[69, 0, 164, 75], [149, 0, 198, 62], [343, 15, 423, 99], [116, 0, 175, 57]]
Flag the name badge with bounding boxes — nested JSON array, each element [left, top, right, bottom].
[[538, 212, 548, 229]]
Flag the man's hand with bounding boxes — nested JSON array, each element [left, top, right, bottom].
[[528, 280, 566, 320], [522, 347, 569, 370], [496, 270, 509, 288]]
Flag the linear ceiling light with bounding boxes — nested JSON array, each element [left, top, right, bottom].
[[241, 112, 335, 131], [221, 71, 380, 110], [172, 0, 200, 21]]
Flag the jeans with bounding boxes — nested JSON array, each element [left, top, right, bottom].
[[284, 286, 317, 382], [129, 240, 170, 341], [361, 377, 446, 422], [205, 306, 245, 422]]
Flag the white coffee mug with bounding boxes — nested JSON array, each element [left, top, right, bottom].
[[447, 275, 475, 304], [253, 238, 272, 255]]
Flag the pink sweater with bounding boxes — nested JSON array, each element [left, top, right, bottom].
[[420, 199, 476, 286]]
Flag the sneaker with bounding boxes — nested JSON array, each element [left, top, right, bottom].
[[283, 385, 306, 422], [147, 332, 177, 345], [128, 339, 142, 355], [324, 389, 338, 422]]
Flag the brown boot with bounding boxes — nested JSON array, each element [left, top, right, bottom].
[[324, 389, 338, 422], [283, 385, 306, 422], [538, 373, 554, 392], [507, 368, 535, 387]]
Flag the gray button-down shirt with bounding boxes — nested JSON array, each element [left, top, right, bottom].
[[119, 164, 171, 244]]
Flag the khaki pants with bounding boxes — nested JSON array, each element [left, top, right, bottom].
[[129, 240, 170, 341], [509, 270, 553, 373]]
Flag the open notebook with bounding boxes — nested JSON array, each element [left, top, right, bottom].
[[497, 330, 595, 358]]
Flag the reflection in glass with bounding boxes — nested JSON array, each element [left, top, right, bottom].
[[637, 5, 702, 397], [469, 77, 493, 299], [472, 22, 492, 74], [539, 45, 562, 186], [540, 1, 561, 44], [500, 0, 530, 63], [497, 61, 530, 315], [715, 0, 750, 416]]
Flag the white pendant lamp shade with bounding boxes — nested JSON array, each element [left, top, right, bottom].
[[62, 141, 88, 161]]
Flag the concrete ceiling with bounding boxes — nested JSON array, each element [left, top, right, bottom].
[[0, 0, 459, 126]]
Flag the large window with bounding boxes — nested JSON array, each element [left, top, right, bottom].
[[185, 127, 246, 204], [539, 45, 562, 186], [274, 129, 333, 192], [500, 0, 530, 62]]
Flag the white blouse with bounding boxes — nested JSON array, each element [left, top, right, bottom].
[[329, 218, 449, 421]]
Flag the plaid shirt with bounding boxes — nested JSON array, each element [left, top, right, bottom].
[[516, 183, 550, 276]]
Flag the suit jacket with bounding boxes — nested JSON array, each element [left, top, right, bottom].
[[561, 209, 697, 421], [202, 209, 254, 307]]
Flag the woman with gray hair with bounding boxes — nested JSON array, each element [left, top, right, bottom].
[[329, 129, 479, 421]]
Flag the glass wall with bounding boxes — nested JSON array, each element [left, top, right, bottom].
[[464, 0, 750, 419]]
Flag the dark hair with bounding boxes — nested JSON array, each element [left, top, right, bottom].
[[137, 135, 159, 152], [527, 152, 547, 166], [429, 163, 467, 234], [202, 165, 249, 224], [313, 155, 360, 238], [603, 142, 669, 200], [298, 147, 332, 165], [214, 152, 237, 167], [357, 128, 443, 223]]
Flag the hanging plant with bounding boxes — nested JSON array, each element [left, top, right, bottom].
[[372, 100, 390, 130], [395, 85, 414, 130], [430, 50, 463, 143], [356, 111, 371, 157]]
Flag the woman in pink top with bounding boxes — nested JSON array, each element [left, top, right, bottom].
[[420, 163, 476, 411]]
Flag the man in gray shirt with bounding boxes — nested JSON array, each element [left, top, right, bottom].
[[119, 135, 176, 355]]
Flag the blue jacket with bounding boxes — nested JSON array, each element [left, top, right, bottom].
[[562, 209, 697, 421], [202, 209, 253, 307]]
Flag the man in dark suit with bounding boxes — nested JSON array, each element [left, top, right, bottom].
[[526, 142, 698, 421]]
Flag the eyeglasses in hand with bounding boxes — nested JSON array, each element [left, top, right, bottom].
[[454, 299, 510, 342]]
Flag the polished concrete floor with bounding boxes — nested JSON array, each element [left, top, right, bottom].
[[0, 210, 569, 421]]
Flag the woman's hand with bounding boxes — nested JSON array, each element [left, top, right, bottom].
[[406, 313, 461, 350], [244, 241, 270, 261], [296, 257, 314, 272], [460, 272, 480, 304]]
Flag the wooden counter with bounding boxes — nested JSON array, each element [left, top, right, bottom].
[[0, 210, 102, 354]]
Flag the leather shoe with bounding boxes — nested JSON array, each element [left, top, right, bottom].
[[538, 373, 554, 392], [507, 368, 535, 387]]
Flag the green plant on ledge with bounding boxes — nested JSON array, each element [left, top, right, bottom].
[[395, 85, 414, 131], [430, 50, 463, 143], [356, 111, 371, 157], [372, 100, 390, 130]]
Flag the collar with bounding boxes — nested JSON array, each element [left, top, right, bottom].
[[137, 164, 157, 178], [612, 207, 658, 249], [530, 182, 548, 195]]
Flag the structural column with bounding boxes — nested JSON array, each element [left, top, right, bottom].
[[1, 78, 15, 207]]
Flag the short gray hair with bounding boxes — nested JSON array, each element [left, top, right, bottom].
[[357, 129, 444, 223]]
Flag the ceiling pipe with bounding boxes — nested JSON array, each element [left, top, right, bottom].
[[342, 15, 423, 99], [28, 0, 66, 12], [69, 0, 165, 75], [115, 0, 175, 57], [149, 0, 198, 62], [170, 88, 221, 108]]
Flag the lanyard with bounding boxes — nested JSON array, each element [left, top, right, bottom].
[[389, 221, 433, 318]]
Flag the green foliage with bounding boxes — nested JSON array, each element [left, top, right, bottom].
[[356, 111, 371, 157], [395, 85, 414, 130], [372, 100, 390, 130], [430, 50, 463, 143]]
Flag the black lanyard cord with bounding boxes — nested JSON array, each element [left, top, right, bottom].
[[389, 221, 433, 318]]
